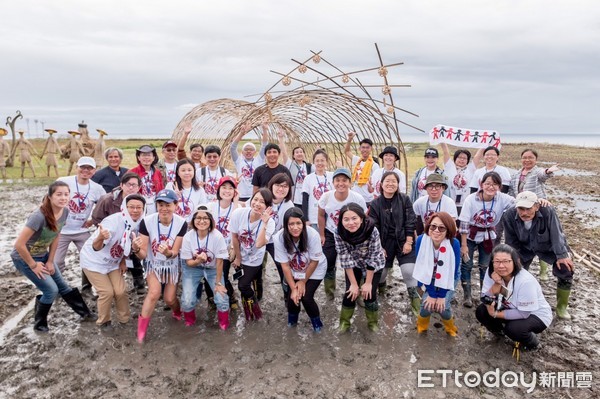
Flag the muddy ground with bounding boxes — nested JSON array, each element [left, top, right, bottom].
[[0, 143, 598, 398]]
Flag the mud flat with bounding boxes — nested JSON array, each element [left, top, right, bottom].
[[0, 143, 598, 398]]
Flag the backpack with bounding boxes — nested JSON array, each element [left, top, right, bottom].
[[201, 166, 226, 182]]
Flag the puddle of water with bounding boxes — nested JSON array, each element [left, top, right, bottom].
[[0, 297, 35, 346]]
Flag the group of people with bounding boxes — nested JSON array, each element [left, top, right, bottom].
[[12, 126, 574, 353]]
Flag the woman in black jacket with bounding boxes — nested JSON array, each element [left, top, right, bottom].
[[369, 171, 420, 315]]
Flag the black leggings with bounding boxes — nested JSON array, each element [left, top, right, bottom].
[[266, 243, 289, 296], [203, 259, 236, 301], [342, 268, 382, 310], [238, 265, 263, 300], [322, 230, 337, 280], [475, 304, 547, 346], [286, 279, 322, 318]]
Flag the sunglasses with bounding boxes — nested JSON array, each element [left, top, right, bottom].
[[429, 224, 447, 233]]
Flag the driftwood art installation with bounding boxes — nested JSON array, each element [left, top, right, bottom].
[[171, 44, 423, 178]]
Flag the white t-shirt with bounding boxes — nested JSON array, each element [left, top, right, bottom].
[[269, 200, 295, 243], [229, 207, 275, 267], [206, 201, 239, 246], [165, 183, 208, 223], [317, 190, 367, 234], [196, 166, 233, 202], [413, 195, 458, 224], [285, 160, 309, 205], [234, 156, 265, 199], [273, 228, 327, 280], [458, 192, 515, 242], [164, 162, 177, 184], [141, 213, 187, 265], [482, 268, 552, 327], [444, 160, 477, 206], [180, 229, 229, 269], [351, 155, 380, 203], [58, 176, 105, 235], [80, 213, 130, 274], [370, 167, 407, 198], [302, 171, 334, 225], [469, 165, 512, 191]]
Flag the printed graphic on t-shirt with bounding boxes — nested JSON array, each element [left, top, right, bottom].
[[217, 216, 230, 239], [473, 209, 496, 226], [329, 209, 341, 227], [110, 241, 124, 259], [238, 229, 255, 249], [151, 235, 173, 257], [205, 178, 218, 196], [69, 192, 88, 214], [453, 172, 467, 189], [241, 164, 253, 179], [194, 247, 214, 264]]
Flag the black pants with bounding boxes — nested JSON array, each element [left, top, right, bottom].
[[523, 258, 573, 290], [129, 253, 145, 287], [238, 265, 263, 300], [475, 304, 547, 346], [322, 230, 337, 280], [342, 268, 382, 310], [286, 279, 322, 318], [202, 259, 236, 301]]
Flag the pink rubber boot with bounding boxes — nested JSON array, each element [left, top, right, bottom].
[[217, 310, 230, 330], [172, 308, 183, 321], [183, 310, 196, 327], [137, 315, 150, 343]]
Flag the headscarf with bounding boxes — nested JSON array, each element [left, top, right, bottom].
[[119, 195, 146, 256]]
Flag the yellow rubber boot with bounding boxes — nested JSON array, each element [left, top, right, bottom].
[[416, 315, 430, 333], [441, 317, 458, 337]]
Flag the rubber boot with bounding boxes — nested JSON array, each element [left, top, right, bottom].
[[407, 287, 421, 317], [34, 295, 52, 332], [288, 312, 299, 327], [462, 282, 473, 308], [441, 317, 458, 337], [339, 306, 355, 333], [378, 281, 387, 296], [172, 308, 183, 321], [556, 288, 572, 320], [522, 333, 540, 351], [539, 260, 549, 281], [242, 298, 253, 321], [324, 278, 335, 300], [250, 299, 263, 320], [137, 315, 150, 343], [61, 288, 97, 322], [217, 310, 230, 330], [183, 310, 196, 326], [416, 315, 430, 333], [365, 309, 379, 332], [310, 316, 323, 333]]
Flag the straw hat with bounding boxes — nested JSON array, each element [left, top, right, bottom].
[[0, 128, 7, 136], [45, 129, 57, 135], [68, 130, 80, 136], [96, 129, 108, 136]]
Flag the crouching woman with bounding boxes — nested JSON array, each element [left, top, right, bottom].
[[11, 181, 96, 332], [413, 211, 460, 336], [476, 244, 552, 350], [335, 203, 385, 332], [80, 194, 146, 329]]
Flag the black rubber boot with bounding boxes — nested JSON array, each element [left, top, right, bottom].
[[34, 295, 52, 332], [61, 288, 97, 322]]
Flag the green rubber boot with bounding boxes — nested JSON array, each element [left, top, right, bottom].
[[324, 278, 336, 300], [539, 260, 549, 281], [556, 288, 571, 320], [407, 287, 421, 317], [339, 306, 354, 333], [365, 309, 379, 332]]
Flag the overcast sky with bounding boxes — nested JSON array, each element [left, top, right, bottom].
[[1, 1, 598, 140]]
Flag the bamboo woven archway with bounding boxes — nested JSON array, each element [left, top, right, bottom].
[[172, 44, 423, 176]]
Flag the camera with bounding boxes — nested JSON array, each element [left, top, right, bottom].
[[481, 295, 495, 306], [481, 295, 506, 310]]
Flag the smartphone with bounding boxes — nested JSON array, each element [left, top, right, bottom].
[[232, 268, 244, 281]]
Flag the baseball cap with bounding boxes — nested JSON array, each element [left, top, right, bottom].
[[162, 141, 177, 149], [217, 175, 237, 189], [77, 156, 96, 168], [155, 189, 178, 203], [332, 167, 352, 180], [515, 191, 538, 208], [424, 147, 439, 157]]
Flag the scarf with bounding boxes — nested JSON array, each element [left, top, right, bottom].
[[352, 156, 374, 186], [119, 195, 145, 256], [338, 217, 375, 246], [413, 235, 455, 290]]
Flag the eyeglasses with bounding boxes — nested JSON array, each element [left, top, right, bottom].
[[195, 216, 211, 221], [274, 183, 289, 189], [483, 182, 499, 188], [493, 259, 513, 266], [124, 183, 139, 188], [428, 224, 447, 233], [163, 148, 176, 152], [427, 184, 444, 190], [79, 165, 94, 170]]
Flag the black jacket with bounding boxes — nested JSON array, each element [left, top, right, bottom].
[[369, 192, 416, 246]]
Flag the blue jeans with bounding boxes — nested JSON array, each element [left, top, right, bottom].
[[13, 253, 73, 304], [181, 264, 229, 312], [460, 239, 491, 287], [419, 291, 453, 320]]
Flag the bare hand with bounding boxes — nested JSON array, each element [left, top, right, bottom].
[[402, 242, 412, 255], [82, 219, 93, 228], [131, 232, 142, 252], [347, 131, 356, 141], [320, 234, 325, 246], [119, 262, 127, 274], [261, 207, 272, 223], [98, 224, 110, 240], [486, 303, 497, 317], [184, 123, 192, 135], [546, 164, 560, 174], [360, 282, 372, 300], [346, 283, 359, 302], [491, 271, 503, 285], [158, 243, 170, 255], [556, 257, 574, 272], [461, 245, 469, 258], [44, 262, 55, 275], [197, 252, 208, 264], [31, 262, 46, 280], [215, 283, 227, 295], [290, 287, 301, 306], [538, 198, 552, 207], [423, 296, 437, 312], [295, 280, 306, 299]]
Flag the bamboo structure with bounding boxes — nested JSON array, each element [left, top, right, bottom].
[[172, 44, 423, 175]]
